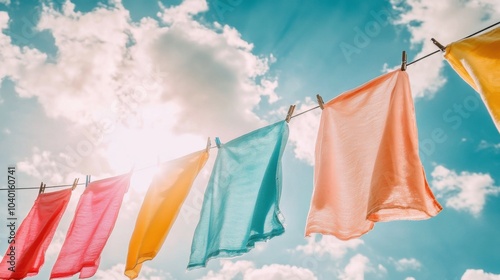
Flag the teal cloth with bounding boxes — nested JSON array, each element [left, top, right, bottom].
[[188, 121, 289, 269]]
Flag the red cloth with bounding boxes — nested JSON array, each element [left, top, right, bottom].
[[0, 189, 72, 280], [50, 173, 131, 279]]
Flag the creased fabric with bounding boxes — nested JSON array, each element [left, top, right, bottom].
[[444, 26, 500, 132], [306, 70, 442, 240], [0, 189, 72, 280], [188, 121, 289, 269], [50, 173, 131, 279], [125, 150, 209, 279]]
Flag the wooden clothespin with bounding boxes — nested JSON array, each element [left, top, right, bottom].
[[316, 94, 325, 110], [206, 137, 211, 152], [85, 175, 91, 188], [71, 178, 79, 191], [38, 182, 46, 195], [215, 137, 221, 149], [285, 105, 296, 123], [431, 38, 446, 52], [401, 51, 407, 71]]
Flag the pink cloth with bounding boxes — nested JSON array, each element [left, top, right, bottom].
[[0, 189, 72, 279], [50, 173, 131, 279], [306, 70, 442, 240]]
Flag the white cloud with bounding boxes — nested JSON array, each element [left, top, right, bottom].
[[3, 128, 10, 134], [94, 263, 173, 280], [46, 230, 66, 258], [13, 0, 275, 135], [431, 165, 500, 216], [405, 277, 416, 280], [285, 97, 322, 165], [377, 264, 387, 274], [200, 260, 317, 280], [1, 11, 47, 86], [462, 269, 500, 280], [389, 0, 500, 98], [17, 146, 102, 183], [3, 0, 280, 178], [339, 254, 370, 280], [0, 0, 10, 6], [161, 0, 208, 24], [201, 260, 253, 280], [393, 258, 422, 271], [17, 147, 66, 183], [478, 140, 500, 153], [244, 264, 318, 280], [295, 234, 364, 259]]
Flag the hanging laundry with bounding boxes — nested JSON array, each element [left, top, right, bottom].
[[0, 189, 72, 279], [188, 121, 289, 269], [125, 150, 209, 279], [50, 173, 132, 279], [306, 70, 442, 240], [444, 26, 500, 132]]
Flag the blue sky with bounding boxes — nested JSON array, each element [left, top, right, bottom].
[[1, 0, 500, 279]]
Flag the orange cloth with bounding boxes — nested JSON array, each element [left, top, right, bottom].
[[125, 150, 209, 279], [306, 70, 442, 240], [444, 26, 500, 132]]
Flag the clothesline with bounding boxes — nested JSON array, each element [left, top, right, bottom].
[[1, 20, 499, 192], [406, 20, 500, 66]]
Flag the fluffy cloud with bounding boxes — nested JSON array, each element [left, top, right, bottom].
[[462, 269, 500, 280], [294, 234, 364, 260], [94, 263, 172, 280], [477, 140, 500, 153], [201, 260, 317, 280], [393, 258, 422, 271], [287, 97, 322, 165], [431, 165, 500, 216], [3, 0, 279, 178], [45, 230, 67, 258], [389, 0, 500, 98], [1, 11, 47, 86], [17, 147, 69, 183], [405, 277, 416, 280], [339, 254, 370, 280], [0, 0, 9, 6], [12, 0, 274, 137], [245, 264, 318, 280], [17, 146, 108, 183]]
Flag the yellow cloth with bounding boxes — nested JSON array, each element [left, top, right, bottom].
[[125, 150, 209, 279], [445, 26, 500, 132]]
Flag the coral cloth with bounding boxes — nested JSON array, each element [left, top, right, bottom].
[[125, 150, 209, 279], [444, 26, 500, 132], [50, 173, 132, 279], [306, 70, 442, 240], [188, 121, 289, 269], [0, 189, 72, 279]]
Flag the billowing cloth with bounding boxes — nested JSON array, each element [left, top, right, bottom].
[[306, 70, 442, 240], [0, 189, 72, 279], [125, 150, 209, 279], [444, 26, 500, 132], [188, 121, 289, 269], [50, 173, 132, 279]]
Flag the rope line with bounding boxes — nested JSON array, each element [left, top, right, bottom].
[[1, 21, 499, 191]]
